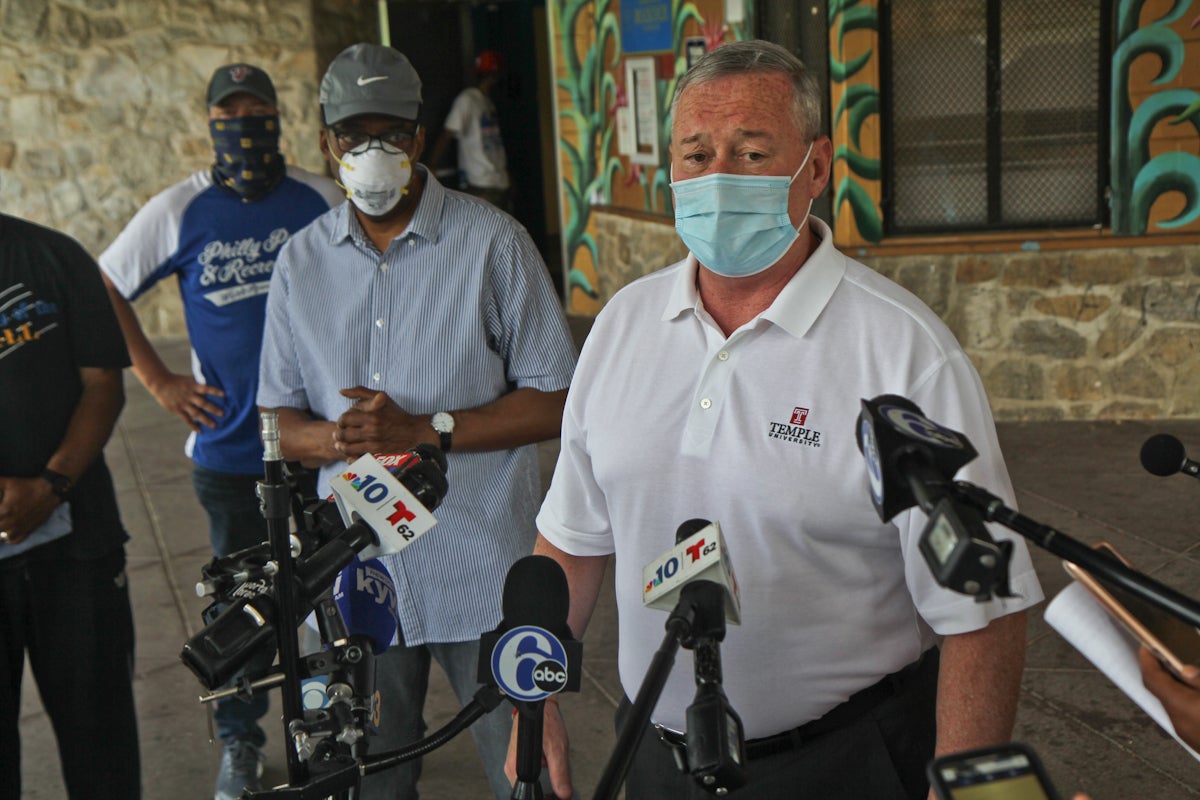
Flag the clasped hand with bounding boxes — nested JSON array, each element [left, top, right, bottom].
[[333, 387, 427, 460]]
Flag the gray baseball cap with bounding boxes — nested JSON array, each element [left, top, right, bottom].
[[320, 43, 423, 126]]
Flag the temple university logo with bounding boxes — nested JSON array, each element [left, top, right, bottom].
[[228, 65, 253, 83], [768, 405, 822, 448]]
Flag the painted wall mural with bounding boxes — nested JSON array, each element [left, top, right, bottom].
[[1111, 0, 1200, 235], [827, 0, 883, 246], [548, 0, 746, 313]]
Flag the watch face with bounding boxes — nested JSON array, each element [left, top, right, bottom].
[[432, 412, 455, 433]]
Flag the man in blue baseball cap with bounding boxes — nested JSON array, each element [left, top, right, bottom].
[[99, 61, 343, 800]]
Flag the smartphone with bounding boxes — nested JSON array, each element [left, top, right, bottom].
[[927, 742, 1061, 800], [1063, 541, 1200, 678]]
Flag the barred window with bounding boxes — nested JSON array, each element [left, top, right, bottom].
[[881, 0, 1109, 234]]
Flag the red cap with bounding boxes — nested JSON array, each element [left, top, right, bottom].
[[474, 50, 503, 75]]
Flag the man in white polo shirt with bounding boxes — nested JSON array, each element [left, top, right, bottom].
[[516, 40, 1043, 799]]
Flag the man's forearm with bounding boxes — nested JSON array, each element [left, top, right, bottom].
[[533, 534, 610, 640], [46, 367, 126, 483], [102, 274, 172, 390], [446, 387, 568, 453], [268, 406, 340, 466], [934, 611, 1027, 756]]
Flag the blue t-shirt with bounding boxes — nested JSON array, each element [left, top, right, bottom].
[[100, 166, 343, 474]]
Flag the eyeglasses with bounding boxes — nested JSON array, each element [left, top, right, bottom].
[[330, 128, 417, 154]]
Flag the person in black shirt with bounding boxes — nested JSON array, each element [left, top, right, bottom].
[[0, 213, 140, 799]]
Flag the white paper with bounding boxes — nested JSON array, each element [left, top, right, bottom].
[[616, 107, 634, 156], [1045, 581, 1200, 761]]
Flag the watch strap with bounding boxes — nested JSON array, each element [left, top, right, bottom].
[[438, 429, 452, 453], [40, 468, 73, 499]]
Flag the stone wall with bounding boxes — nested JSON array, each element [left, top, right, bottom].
[[594, 211, 1200, 420], [0, 0, 378, 335]]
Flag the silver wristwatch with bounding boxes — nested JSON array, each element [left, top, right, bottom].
[[431, 411, 455, 453]]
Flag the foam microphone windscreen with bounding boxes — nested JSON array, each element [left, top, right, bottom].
[[1141, 433, 1186, 477], [501, 555, 571, 636]]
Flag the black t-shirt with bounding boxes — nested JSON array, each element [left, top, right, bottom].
[[0, 214, 132, 559]]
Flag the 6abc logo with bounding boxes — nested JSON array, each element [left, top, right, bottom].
[[490, 625, 569, 702]]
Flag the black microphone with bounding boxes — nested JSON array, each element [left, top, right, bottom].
[[478, 555, 582, 800], [1141, 434, 1200, 480], [855, 396, 1012, 600], [855, 394, 979, 522], [674, 520, 746, 795], [181, 446, 449, 690]]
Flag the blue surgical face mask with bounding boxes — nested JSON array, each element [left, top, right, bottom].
[[671, 141, 815, 278]]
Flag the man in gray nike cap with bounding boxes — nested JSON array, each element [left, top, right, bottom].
[[256, 43, 576, 800]]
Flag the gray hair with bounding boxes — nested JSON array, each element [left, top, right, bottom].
[[670, 39, 822, 143]]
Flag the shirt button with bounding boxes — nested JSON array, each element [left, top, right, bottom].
[[718, 350, 730, 361], [700, 398, 712, 410], [372, 372, 381, 382], [407, 239, 415, 247], [375, 319, 384, 328]]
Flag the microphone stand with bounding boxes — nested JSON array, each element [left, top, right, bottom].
[[260, 411, 310, 786], [594, 580, 732, 800], [951, 480, 1200, 628], [511, 699, 548, 799]]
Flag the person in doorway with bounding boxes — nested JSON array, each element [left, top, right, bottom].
[[428, 49, 512, 211], [98, 62, 343, 800]]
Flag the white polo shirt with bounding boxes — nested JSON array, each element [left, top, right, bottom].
[[537, 218, 1043, 738]]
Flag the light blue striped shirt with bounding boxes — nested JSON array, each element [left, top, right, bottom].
[[258, 168, 577, 645]]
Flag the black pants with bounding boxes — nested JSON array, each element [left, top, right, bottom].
[[617, 649, 939, 800], [0, 548, 141, 799]]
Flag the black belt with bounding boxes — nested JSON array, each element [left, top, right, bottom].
[[655, 648, 939, 763]]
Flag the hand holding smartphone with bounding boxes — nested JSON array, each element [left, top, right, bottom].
[[1062, 542, 1200, 679], [927, 742, 1061, 800]]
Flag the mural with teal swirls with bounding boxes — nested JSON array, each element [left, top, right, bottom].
[[1111, 0, 1200, 234], [828, 0, 882, 243], [552, 0, 622, 302]]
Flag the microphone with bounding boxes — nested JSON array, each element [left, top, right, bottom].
[[855, 394, 978, 522], [478, 555, 583, 799], [666, 520, 746, 795], [181, 445, 448, 690], [642, 519, 741, 624], [855, 396, 1012, 600], [1141, 434, 1200, 480], [332, 556, 399, 654], [329, 445, 449, 559]]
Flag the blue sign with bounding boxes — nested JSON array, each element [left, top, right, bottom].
[[620, 0, 672, 54]]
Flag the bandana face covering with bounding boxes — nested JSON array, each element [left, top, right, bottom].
[[670, 141, 815, 278], [210, 114, 285, 202]]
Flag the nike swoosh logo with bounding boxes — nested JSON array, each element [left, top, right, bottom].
[[357, 76, 389, 86]]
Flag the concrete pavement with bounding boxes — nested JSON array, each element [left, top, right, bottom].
[[17, 335, 1200, 798]]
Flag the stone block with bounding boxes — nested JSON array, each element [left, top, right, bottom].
[[1052, 365, 1105, 401], [955, 256, 997, 284], [1097, 401, 1163, 420], [1109, 358, 1166, 399], [48, 4, 91, 48], [3, 0, 49, 42], [895, 259, 952, 318], [1032, 294, 1111, 323], [1013, 320, 1088, 358], [10, 94, 58, 137], [0, 142, 14, 169], [21, 147, 64, 180], [1144, 252, 1185, 277], [1122, 281, 1200, 323], [1064, 250, 1136, 285], [985, 360, 1045, 400], [1095, 313, 1145, 359], [77, 51, 148, 105], [1001, 254, 1063, 289], [1144, 328, 1197, 368], [1168, 368, 1200, 415]]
